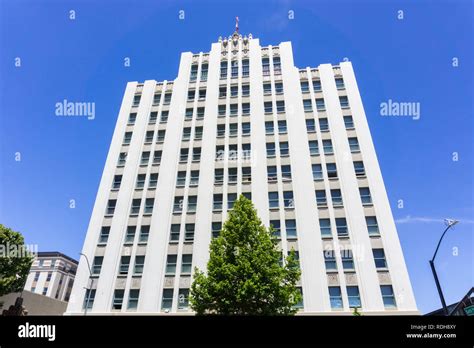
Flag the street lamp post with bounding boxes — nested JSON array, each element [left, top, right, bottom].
[[430, 219, 459, 316], [79, 253, 94, 316]]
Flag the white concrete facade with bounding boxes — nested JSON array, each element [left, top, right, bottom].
[[66, 33, 418, 315], [25, 252, 77, 302]]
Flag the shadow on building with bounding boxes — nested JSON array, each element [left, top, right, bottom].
[[1, 290, 68, 316]]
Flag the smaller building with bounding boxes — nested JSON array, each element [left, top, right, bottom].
[[24, 252, 78, 302]]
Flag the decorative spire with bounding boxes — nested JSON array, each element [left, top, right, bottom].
[[235, 16, 239, 33]]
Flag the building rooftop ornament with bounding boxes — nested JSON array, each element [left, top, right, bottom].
[[220, 18, 249, 46], [231, 17, 241, 41]]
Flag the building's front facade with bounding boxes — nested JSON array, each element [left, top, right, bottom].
[[66, 31, 418, 315], [24, 251, 77, 302]]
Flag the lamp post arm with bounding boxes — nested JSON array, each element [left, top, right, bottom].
[[431, 225, 451, 262], [79, 253, 93, 277], [79, 253, 93, 316]]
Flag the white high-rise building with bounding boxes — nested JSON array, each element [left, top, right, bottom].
[[66, 31, 418, 315]]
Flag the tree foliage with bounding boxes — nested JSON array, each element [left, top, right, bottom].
[[190, 195, 301, 315], [0, 224, 33, 296]]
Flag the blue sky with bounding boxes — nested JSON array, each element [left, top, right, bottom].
[[0, 0, 472, 314]]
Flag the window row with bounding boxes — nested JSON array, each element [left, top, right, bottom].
[[214, 167, 252, 184], [267, 165, 292, 182], [212, 192, 252, 211], [117, 151, 162, 168], [323, 250, 356, 271], [329, 284, 395, 310], [190, 63, 208, 82], [266, 142, 289, 157], [122, 132, 357, 170], [302, 96, 349, 112], [218, 103, 250, 116], [92, 253, 146, 279], [264, 100, 285, 114], [85, 286, 192, 311], [219, 84, 250, 98], [109, 288, 142, 310], [310, 161, 366, 181], [216, 122, 251, 137], [324, 249, 387, 272], [303, 115, 356, 135], [184, 107, 205, 120], [262, 56, 281, 76], [328, 286, 361, 309], [263, 81, 284, 95], [179, 147, 202, 162], [128, 116, 355, 151], [215, 143, 251, 161], [173, 196, 198, 214], [105, 198, 155, 216], [268, 219, 297, 238], [268, 191, 295, 209], [129, 110, 169, 127], [309, 116, 328, 131], [150, 91, 172, 107], [314, 186, 373, 207], [122, 129, 166, 146], [306, 117, 332, 132], [182, 126, 203, 141], [136, 172, 159, 190], [169, 223, 195, 242], [264, 120, 287, 135], [99, 209, 374, 242], [220, 59, 250, 79], [142, 106, 206, 125], [318, 215, 380, 238], [132, 91, 172, 107], [165, 254, 193, 275], [161, 288, 190, 311], [120, 255, 145, 275], [300, 77, 345, 94], [187, 89, 207, 102], [176, 170, 200, 187]]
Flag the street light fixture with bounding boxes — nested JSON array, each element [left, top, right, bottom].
[[429, 219, 459, 315], [79, 253, 94, 316]]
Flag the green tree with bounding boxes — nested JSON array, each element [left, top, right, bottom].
[[0, 225, 33, 296], [190, 195, 301, 315]]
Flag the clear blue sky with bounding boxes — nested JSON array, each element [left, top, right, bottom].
[[0, 0, 472, 314]]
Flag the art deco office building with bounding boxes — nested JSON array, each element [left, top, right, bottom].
[[25, 252, 77, 302], [66, 31, 418, 315]]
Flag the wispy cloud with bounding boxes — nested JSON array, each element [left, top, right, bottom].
[[261, 1, 294, 32], [263, 11, 291, 32], [395, 216, 474, 225]]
